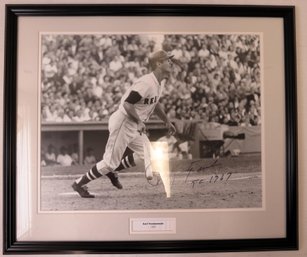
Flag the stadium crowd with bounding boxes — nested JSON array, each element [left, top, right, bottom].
[[41, 34, 261, 126]]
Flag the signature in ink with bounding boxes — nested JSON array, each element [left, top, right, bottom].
[[147, 159, 232, 188], [184, 159, 217, 183], [184, 159, 232, 188], [190, 172, 232, 188]]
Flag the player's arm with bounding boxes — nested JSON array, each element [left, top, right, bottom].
[[123, 90, 146, 134], [154, 102, 176, 135]]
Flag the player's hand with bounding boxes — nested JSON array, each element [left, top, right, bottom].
[[166, 121, 176, 136], [137, 121, 146, 135]]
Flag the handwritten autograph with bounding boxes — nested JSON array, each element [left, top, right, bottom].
[[147, 159, 232, 188], [186, 160, 232, 188]]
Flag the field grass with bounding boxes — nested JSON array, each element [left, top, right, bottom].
[[40, 155, 262, 211]]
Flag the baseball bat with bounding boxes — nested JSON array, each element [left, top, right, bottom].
[[142, 134, 153, 180]]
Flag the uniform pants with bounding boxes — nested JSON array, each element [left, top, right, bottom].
[[96, 110, 149, 173]]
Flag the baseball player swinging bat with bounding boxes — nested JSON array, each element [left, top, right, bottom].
[[72, 50, 178, 198]]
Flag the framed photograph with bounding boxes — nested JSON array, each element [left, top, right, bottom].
[[3, 4, 298, 254]]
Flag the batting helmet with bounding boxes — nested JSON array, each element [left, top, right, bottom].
[[149, 50, 174, 69]]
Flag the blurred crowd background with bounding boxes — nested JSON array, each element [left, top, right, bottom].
[[41, 33, 261, 127]]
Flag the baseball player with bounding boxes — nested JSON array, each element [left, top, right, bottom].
[[72, 50, 177, 198]]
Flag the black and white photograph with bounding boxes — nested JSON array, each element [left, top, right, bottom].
[[3, 4, 298, 254], [40, 33, 262, 212]]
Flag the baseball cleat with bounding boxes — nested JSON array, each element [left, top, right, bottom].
[[106, 172, 123, 189], [72, 182, 95, 198]]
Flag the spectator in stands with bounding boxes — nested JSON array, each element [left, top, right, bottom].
[[43, 59, 58, 80], [171, 44, 183, 59], [41, 153, 47, 167], [109, 55, 123, 72], [198, 43, 210, 59], [44, 144, 58, 165], [55, 109, 71, 122], [70, 144, 79, 165], [57, 146, 74, 166], [227, 109, 241, 126], [84, 147, 97, 165], [41, 34, 261, 126]]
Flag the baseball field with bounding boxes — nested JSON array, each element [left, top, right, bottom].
[[40, 154, 262, 212]]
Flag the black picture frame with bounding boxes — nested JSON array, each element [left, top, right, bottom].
[[3, 4, 298, 254]]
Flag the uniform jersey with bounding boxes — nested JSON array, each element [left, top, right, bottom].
[[119, 72, 165, 122]]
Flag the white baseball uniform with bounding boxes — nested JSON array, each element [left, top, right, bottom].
[[98, 72, 165, 171]]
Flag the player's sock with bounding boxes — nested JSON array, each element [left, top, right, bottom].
[[115, 154, 136, 171], [75, 154, 135, 187], [75, 165, 102, 186]]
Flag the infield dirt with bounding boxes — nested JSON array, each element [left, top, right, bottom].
[[40, 155, 262, 211]]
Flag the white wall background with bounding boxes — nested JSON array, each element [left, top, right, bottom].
[[0, 0, 306, 256]]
